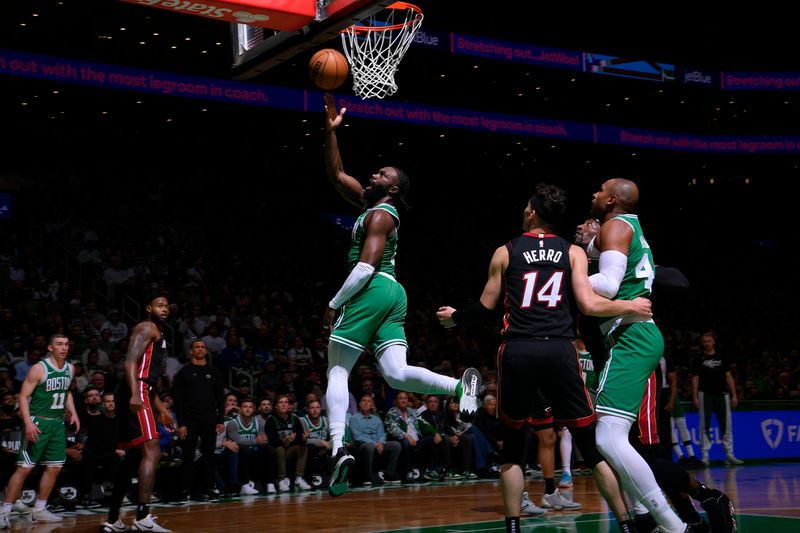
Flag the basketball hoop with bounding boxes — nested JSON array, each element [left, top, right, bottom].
[[340, 2, 423, 99]]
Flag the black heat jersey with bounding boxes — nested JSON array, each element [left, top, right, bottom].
[[138, 331, 168, 388], [502, 232, 576, 339]]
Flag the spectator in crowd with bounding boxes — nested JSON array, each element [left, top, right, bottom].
[[222, 398, 271, 496], [349, 394, 401, 486], [72, 361, 89, 392], [300, 397, 332, 488], [385, 391, 440, 482], [79, 386, 103, 427], [266, 395, 310, 492], [83, 392, 124, 505], [444, 397, 483, 479], [81, 336, 109, 367], [257, 397, 273, 422], [99, 310, 128, 345], [419, 394, 462, 480], [287, 336, 313, 368], [201, 324, 226, 360], [692, 332, 743, 465], [13, 349, 41, 388], [223, 393, 239, 421], [474, 395, 503, 457], [173, 339, 226, 502]]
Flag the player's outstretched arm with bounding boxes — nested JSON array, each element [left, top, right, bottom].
[[324, 93, 364, 208], [570, 245, 651, 318]]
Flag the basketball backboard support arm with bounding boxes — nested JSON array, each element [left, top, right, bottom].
[[231, 0, 392, 80]]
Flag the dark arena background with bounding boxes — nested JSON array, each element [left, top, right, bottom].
[[1, 2, 799, 531]]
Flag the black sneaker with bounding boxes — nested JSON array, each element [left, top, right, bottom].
[[688, 456, 706, 468], [329, 448, 354, 497], [700, 489, 737, 533], [634, 513, 659, 533], [687, 520, 711, 533], [458, 368, 482, 421]]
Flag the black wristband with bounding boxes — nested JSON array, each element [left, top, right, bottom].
[[451, 301, 494, 326]]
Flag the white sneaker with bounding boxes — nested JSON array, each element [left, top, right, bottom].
[[0, 512, 9, 530], [520, 491, 547, 517], [295, 477, 312, 491], [100, 519, 128, 532], [541, 489, 582, 510], [266, 483, 277, 494], [458, 367, 482, 421], [12, 499, 30, 514], [31, 508, 63, 523], [240, 481, 259, 495], [278, 478, 291, 492], [132, 514, 171, 532], [725, 456, 744, 466]]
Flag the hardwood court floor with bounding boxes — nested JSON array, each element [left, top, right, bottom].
[[6, 462, 800, 532]]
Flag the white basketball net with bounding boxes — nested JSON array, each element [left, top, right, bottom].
[[340, 2, 423, 100]]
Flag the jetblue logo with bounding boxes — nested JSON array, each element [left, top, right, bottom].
[[684, 71, 712, 84], [762, 418, 784, 449]]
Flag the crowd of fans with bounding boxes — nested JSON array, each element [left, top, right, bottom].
[[0, 170, 798, 508]]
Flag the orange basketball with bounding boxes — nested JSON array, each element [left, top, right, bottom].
[[309, 48, 349, 90]]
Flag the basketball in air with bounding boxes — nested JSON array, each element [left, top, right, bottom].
[[309, 48, 349, 90]]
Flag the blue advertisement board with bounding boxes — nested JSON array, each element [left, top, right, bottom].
[[0, 193, 11, 220], [683, 410, 800, 461]]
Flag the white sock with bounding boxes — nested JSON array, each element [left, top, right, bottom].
[[643, 488, 685, 532], [378, 344, 458, 394], [325, 340, 361, 454], [34, 499, 47, 511], [329, 421, 346, 455], [560, 428, 572, 475], [596, 414, 685, 533], [672, 443, 684, 458]]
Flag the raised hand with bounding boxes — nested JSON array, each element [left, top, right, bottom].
[[324, 93, 346, 132]]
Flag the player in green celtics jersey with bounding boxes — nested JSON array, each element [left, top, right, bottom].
[[322, 94, 481, 497], [0, 334, 77, 527], [586, 178, 688, 533]]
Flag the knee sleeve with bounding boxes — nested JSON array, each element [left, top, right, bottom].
[[378, 344, 456, 394]]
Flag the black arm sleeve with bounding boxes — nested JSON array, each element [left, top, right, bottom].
[[451, 301, 495, 326]]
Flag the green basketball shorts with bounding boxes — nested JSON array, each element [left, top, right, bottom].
[[595, 321, 664, 421], [330, 273, 408, 354]]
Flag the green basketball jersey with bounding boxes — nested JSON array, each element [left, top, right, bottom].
[[578, 350, 598, 394], [612, 214, 654, 300], [301, 414, 329, 440], [235, 415, 259, 446], [348, 203, 399, 278], [598, 214, 655, 334], [29, 358, 72, 418]]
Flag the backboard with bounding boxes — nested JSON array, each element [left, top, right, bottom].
[[231, 0, 393, 80]]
